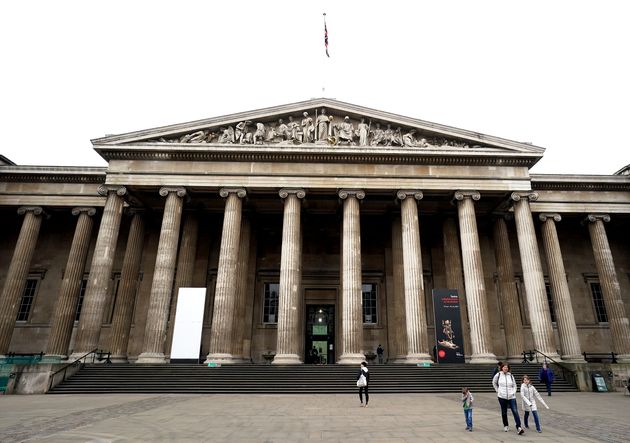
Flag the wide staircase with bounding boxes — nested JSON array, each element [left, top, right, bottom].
[[48, 363, 577, 394]]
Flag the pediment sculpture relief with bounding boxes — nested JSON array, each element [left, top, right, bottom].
[[151, 108, 479, 149]]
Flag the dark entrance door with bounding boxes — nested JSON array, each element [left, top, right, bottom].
[[305, 305, 335, 364]]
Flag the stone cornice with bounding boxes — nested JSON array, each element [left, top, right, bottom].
[[0, 166, 106, 184], [531, 174, 630, 192], [93, 144, 540, 168]]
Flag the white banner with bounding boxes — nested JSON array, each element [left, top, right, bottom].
[[170, 287, 206, 361]]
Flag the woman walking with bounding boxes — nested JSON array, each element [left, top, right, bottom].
[[492, 363, 525, 435], [356, 361, 369, 407]]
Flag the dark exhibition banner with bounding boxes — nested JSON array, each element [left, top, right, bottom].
[[432, 289, 465, 363]]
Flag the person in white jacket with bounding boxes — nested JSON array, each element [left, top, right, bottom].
[[492, 363, 525, 435], [520, 375, 549, 433]]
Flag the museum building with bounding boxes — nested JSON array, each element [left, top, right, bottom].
[[0, 98, 629, 366]]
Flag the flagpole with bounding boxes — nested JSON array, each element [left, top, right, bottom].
[[323, 12, 328, 97]]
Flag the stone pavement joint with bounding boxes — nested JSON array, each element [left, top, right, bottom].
[[0, 395, 192, 443]]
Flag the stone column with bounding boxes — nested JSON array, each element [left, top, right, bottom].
[[165, 212, 199, 356], [338, 189, 365, 364], [586, 214, 630, 362], [538, 214, 585, 362], [442, 217, 471, 359], [109, 210, 145, 363], [511, 192, 559, 359], [0, 206, 44, 354], [274, 189, 305, 364], [137, 187, 186, 364], [70, 186, 126, 359], [454, 191, 497, 363], [390, 216, 407, 362], [232, 216, 251, 361], [493, 216, 525, 362], [397, 190, 431, 363], [205, 188, 246, 364], [46, 207, 96, 359]]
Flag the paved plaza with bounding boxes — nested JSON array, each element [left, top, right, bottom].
[[0, 391, 627, 442]]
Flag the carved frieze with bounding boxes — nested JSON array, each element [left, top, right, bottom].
[[148, 108, 483, 150]]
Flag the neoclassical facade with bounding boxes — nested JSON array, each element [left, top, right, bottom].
[[1, 99, 629, 365]]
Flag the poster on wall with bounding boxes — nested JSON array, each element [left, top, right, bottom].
[[432, 289, 465, 363], [170, 287, 206, 363]]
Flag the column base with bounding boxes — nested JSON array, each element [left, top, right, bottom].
[[537, 351, 561, 362], [109, 354, 129, 364], [204, 353, 237, 364], [560, 354, 587, 364], [404, 353, 433, 364], [614, 354, 630, 364], [337, 353, 366, 365], [469, 353, 498, 364], [68, 352, 93, 362], [506, 355, 523, 363], [135, 352, 167, 364], [391, 355, 408, 364], [272, 354, 303, 365]]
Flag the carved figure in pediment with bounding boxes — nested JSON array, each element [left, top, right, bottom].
[[180, 130, 209, 143], [383, 124, 394, 146], [336, 116, 355, 145], [236, 121, 253, 144], [357, 118, 370, 146], [266, 118, 287, 142], [402, 129, 418, 147], [253, 123, 266, 145], [370, 123, 385, 146], [218, 126, 235, 144], [417, 138, 429, 148], [301, 112, 315, 143], [316, 108, 330, 141], [391, 127, 404, 146], [287, 116, 300, 142]]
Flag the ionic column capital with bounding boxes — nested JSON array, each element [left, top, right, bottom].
[[17, 206, 44, 216], [396, 190, 423, 201], [279, 188, 306, 199], [71, 207, 97, 217], [338, 189, 365, 200], [510, 191, 538, 202], [454, 190, 480, 202], [159, 187, 187, 198], [539, 213, 562, 223], [97, 185, 127, 197], [219, 187, 247, 199], [586, 213, 611, 223]]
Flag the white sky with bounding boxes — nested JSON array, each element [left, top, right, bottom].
[[1, 0, 628, 175]]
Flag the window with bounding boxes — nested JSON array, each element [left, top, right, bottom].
[[544, 282, 556, 323], [75, 279, 88, 321], [362, 283, 377, 324], [590, 282, 608, 323], [16, 278, 38, 321], [263, 283, 279, 323]]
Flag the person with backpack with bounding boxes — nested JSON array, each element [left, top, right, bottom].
[[356, 361, 370, 407], [492, 363, 525, 435]]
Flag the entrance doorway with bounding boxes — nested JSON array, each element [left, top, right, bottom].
[[305, 304, 335, 364]]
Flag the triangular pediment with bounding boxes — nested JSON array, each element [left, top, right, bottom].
[[92, 98, 544, 155]]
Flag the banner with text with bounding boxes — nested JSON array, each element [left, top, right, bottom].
[[432, 289, 465, 363]]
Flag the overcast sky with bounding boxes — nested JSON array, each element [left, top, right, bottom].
[[1, 1, 628, 175]]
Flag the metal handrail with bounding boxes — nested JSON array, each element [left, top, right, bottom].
[[47, 348, 98, 392], [531, 349, 578, 387]]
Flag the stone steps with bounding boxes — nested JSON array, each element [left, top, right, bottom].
[[49, 362, 577, 394]]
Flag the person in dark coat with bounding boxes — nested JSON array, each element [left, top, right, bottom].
[[356, 361, 370, 407], [538, 363, 555, 396]]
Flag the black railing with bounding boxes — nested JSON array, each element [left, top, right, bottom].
[[47, 349, 100, 392], [582, 352, 617, 363]]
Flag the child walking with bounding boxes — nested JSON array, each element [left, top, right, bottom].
[[462, 387, 474, 431], [520, 375, 549, 433]]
